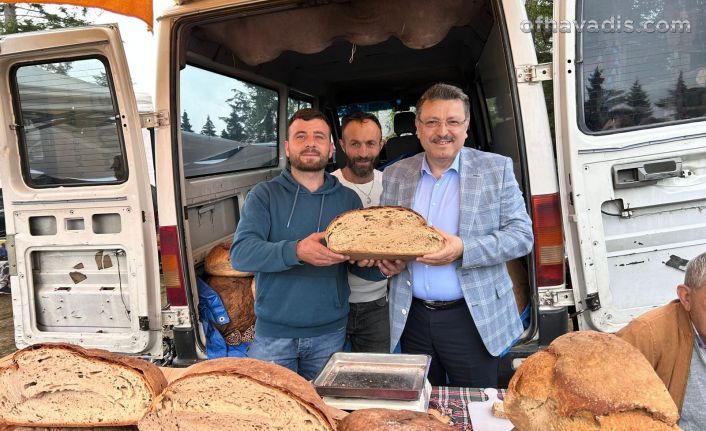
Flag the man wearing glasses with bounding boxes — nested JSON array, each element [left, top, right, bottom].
[[381, 83, 533, 387]]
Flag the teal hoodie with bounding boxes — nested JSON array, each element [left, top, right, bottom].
[[231, 169, 385, 338]]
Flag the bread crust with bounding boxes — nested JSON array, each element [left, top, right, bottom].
[[338, 408, 455, 430], [1, 344, 167, 427], [140, 358, 337, 430], [504, 331, 681, 431], [325, 206, 445, 260], [204, 241, 253, 277], [204, 275, 255, 336]]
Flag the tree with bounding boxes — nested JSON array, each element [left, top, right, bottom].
[[584, 67, 625, 130], [181, 111, 194, 132], [658, 71, 689, 120], [219, 88, 249, 142], [1, 3, 90, 35], [625, 79, 653, 126], [200, 115, 216, 137]]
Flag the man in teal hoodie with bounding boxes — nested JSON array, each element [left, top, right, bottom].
[[232, 108, 405, 379]]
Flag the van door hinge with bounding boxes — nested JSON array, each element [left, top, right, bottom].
[[140, 111, 169, 129], [516, 63, 553, 83], [569, 292, 601, 318]]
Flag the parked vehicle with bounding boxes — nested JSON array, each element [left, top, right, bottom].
[[0, 0, 703, 381]]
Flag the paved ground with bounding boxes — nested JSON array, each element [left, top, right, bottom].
[[0, 293, 16, 358]]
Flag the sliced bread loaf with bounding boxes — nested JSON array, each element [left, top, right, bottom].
[[338, 408, 454, 430], [0, 344, 167, 427], [325, 206, 445, 260], [138, 358, 337, 431]]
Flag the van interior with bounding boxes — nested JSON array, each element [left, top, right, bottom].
[[173, 0, 537, 372]]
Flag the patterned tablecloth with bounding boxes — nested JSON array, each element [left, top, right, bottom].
[[429, 386, 507, 430]]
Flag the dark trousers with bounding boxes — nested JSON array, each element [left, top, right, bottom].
[[347, 297, 390, 353], [401, 298, 499, 387]]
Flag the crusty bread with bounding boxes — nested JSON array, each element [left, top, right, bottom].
[[7, 427, 137, 430], [325, 206, 445, 260], [204, 275, 256, 345], [0, 344, 167, 427], [338, 408, 454, 430], [138, 358, 337, 431], [492, 401, 507, 419], [504, 331, 682, 431], [204, 241, 253, 277]]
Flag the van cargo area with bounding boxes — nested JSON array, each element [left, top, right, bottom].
[[158, 0, 561, 375]]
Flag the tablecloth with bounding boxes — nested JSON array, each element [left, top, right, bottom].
[[429, 386, 507, 430]]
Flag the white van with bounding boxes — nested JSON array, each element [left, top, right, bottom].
[[0, 0, 704, 379]]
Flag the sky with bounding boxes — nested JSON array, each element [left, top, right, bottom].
[[91, 0, 173, 99]]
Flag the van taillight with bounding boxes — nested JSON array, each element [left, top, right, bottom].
[[531, 193, 564, 287], [159, 225, 188, 306]]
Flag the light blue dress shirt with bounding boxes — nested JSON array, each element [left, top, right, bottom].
[[410, 153, 463, 301]]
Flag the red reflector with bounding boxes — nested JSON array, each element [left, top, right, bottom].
[[159, 225, 188, 306], [532, 194, 565, 287]]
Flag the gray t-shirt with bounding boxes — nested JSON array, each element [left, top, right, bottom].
[[679, 341, 706, 430], [331, 169, 387, 303]]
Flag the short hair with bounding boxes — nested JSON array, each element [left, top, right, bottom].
[[341, 112, 382, 137], [684, 252, 706, 290], [415, 83, 471, 121], [287, 108, 330, 136]]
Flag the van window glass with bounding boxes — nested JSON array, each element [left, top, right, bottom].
[[287, 97, 312, 121], [13, 58, 127, 187], [580, 0, 706, 133], [180, 65, 279, 178], [337, 102, 398, 140]]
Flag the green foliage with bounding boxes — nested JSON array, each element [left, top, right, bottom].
[[584, 67, 625, 130], [181, 111, 194, 132], [200, 115, 217, 137], [1, 3, 90, 35], [219, 83, 277, 143], [626, 79, 653, 125]]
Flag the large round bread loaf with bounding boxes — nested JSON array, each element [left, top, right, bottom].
[[204, 241, 253, 277], [0, 344, 167, 427], [137, 358, 337, 431], [325, 206, 445, 260], [338, 408, 454, 430], [504, 331, 681, 431], [204, 275, 255, 342]]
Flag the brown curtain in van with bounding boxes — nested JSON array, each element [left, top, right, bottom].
[[4, 0, 154, 30], [195, 0, 480, 66]]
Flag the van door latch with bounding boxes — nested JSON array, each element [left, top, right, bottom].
[[516, 63, 552, 83], [140, 111, 170, 129], [569, 292, 601, 318]]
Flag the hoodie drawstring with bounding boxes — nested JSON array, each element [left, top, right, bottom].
[[286, 184, 301, 228], [317, 195, 325, 231]]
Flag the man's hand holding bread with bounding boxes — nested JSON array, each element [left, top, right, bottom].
[[417, 229, 463, 266]]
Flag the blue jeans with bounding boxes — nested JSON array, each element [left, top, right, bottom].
[[347, 297, 390, 353], [246, 326, 346, 380]]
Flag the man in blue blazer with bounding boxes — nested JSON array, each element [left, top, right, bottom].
[[381, 83, 533, 387]]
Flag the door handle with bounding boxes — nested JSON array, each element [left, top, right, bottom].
[[612, 158, 682, 189]]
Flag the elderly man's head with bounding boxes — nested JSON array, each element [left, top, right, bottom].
[[678, 252, 706, 339]]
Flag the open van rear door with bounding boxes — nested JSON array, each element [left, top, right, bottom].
[[0, 25, 162, 357], [554, 0, 706, 332]]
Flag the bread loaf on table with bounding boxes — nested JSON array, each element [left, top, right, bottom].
[[325, 206, 445, 260], [204, 240, 253, 277], [338, 408, 454, 430], [138, 358, 337, 431], [0, 344, 167, 427], [504, 331, 682, 431]]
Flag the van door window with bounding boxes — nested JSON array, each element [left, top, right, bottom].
[[286, 96, 311, 120], [579, 0, 706, 133], [12, 58, 127, 187], [180, 65, 279, 178]]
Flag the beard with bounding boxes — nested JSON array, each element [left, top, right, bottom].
[[346, 155, 379, 177], [290, 150, 329, 172]]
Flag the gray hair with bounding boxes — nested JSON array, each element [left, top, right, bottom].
[[415, 83, 471, 121], [684, 252, 706, 290]]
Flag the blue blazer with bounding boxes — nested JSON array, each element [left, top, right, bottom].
[[381, 147, 534, 356]]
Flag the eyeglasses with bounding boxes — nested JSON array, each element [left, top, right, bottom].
[[418, 118, 467, 130]]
